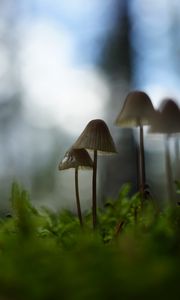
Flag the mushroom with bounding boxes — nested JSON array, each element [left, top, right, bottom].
[[115, 91, 156, 200], [150, 98, 180, 134], [149, 98, 180, 203], [58, 148, 93, 226], [73, 119, 117, 229]]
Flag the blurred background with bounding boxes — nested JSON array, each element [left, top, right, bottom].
[[1, 0, 180, 213]]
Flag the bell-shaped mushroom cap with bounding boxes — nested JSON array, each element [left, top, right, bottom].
[[72, 119, 117, 154], [58, 148, 93, 170], [115, 91, 155, 127], [149, 99, 180, 134]]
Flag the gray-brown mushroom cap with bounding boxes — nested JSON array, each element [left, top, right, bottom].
[[115, 91, 155, 127], [72, 119, 117, 154], [58, 148, 93, 170], [149, 99, 180, 134]]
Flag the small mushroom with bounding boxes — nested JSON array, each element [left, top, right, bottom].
[[115, 91, 156, 200], [59, 148, 93, 226], [149, 98, 180, 204], [150, 99, 180, 134], [73, 119, 117, 229]]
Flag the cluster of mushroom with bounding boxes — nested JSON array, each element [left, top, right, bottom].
[[116, 92, 180, 204], [59, 119, 117, 228], [149, 98, 180, 202], [59, 90, 180, 228]]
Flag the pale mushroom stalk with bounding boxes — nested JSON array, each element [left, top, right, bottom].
[[115, 91, 155, 201], [175, 137, 180, 180], [72, 119, 117, 230], [149, 98, 180, 205], [92, 150, 97, 229], [75, 167, 83, 226], [59, 148, 93, 227], [165, 135, 174, 204], [139, 124, 146, 198]]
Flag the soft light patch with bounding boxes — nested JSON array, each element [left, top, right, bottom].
[[19, 20, 109, 135]]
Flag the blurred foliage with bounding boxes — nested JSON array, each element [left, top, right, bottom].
[[0, 182, 180, 299]]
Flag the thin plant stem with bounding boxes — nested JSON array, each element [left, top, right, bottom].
[[115, 220, 124, 237], [75, 167, 83, 226], [92, 150, 97, 229], [139, 125, 146, 200]]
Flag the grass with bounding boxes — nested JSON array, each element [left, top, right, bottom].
[[0, 182, 180, 299]]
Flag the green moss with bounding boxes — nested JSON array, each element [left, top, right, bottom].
[[0, 182, 180, 299]]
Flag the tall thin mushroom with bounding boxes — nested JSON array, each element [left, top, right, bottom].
[[115, 91, 156, 200], [58, 148, 93, 226], [149, 99, 180, 204], [73, 119, 117, 229]]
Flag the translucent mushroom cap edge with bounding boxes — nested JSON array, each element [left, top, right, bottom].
[[58, 148, 93, 170], [115, 91, 155, 127]]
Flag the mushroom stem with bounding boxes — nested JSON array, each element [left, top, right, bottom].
[[75, 167, 83, 226], [175, 137, 180, 179], [165, 135, 174, 204], [139, 124, 146, 199], [92, 150, 97, 229]]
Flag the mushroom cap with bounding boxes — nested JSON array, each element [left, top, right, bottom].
[[58, 148, 93, 170], [149, 99, 180, 134], [115, 91, 155, 127], [72, 119, 117, 154]]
